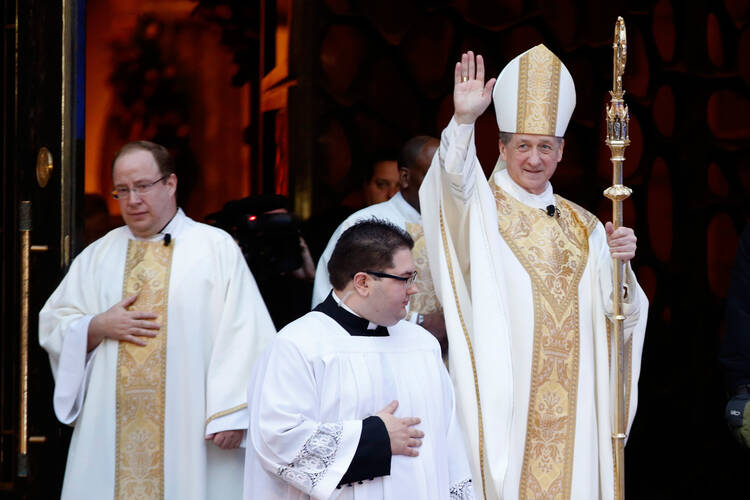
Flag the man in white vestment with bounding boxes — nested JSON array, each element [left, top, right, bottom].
[[245, 219, 474, 500], [312, 136, 447, 352], [39, 141, 276, 500], [419, 47, 649, 500]]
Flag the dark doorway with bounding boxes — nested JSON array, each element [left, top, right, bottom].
[[0, 0, 85, 497]]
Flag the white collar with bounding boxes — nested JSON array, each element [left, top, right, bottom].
[[493, 169, 555, 210], [389, 191, 422, 223]]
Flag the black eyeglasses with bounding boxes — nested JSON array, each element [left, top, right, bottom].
[[112, 174, 170, 199], [364, 270, 418, 288]]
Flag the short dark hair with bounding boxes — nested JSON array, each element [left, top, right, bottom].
[[328, 218, 414, 290], [498, 131, 563, 146], [111, 140, 175, 177], [360, 151, 398, 185], [398, 135, 434, 170]]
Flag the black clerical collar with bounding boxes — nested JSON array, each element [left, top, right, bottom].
[[314, 292, 389, 337]]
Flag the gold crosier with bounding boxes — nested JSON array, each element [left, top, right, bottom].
[[115, 240, 174, 499], [604, 16, 632, 500]]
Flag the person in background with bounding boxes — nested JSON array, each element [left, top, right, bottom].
[[363, 158, 400, 205], [304, 153, 400, 266], [312, 136, 447, 354], [341, 155, 400, 210], [208, 194, 316, 329]]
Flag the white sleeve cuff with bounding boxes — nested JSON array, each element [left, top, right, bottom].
[[454, 122, 475, 142], [309, 420, 363, 500], [53, 315, 96, 425], [442, 118, 475, 175]]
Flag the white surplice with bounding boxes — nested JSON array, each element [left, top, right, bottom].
[[243, 306, 474, 500], [419, 119, 648, 500], [311, 192, 422, 308], [39, 209, 276, 500]]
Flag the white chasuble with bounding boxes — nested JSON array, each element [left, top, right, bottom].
[[418, 118, 648, 500], [244, 308, 474, 500], [492, 182, 593, 499], [39, 209, 276, 500], [311, 193, 441, 318]]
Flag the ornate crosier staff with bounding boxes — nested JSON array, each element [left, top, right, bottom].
[[604, 16, 631, 500]]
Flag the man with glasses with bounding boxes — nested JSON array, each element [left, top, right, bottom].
[[419, 47, 649, 499], [39, 140, 276, 499], [313, 136, 448, 355], [244, 219, 474, 499]]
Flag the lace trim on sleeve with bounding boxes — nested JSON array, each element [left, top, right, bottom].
[[450, 478, 474, 500], [277, 422, 343, 493]]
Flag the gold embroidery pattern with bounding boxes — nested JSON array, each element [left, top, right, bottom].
[[406, 222, 442, 315], [516, 45, 561, 136], [116, 240, 173, 500], [206, 403, 248, 426], [492, 184, 592, 500]]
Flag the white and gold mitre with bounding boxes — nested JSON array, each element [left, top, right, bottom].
[[492, 44, 576, 137]]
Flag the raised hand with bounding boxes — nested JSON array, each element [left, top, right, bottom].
[[87, 294, 160, 351], [454, 51, 496, 125], [605, 222, 637, 261], [375, 400, 424, 457]]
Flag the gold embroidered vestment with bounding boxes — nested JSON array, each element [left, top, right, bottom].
[[406, 222, 442, 315], [115, 239, 174, 499], [492, 183, 597, 500], [516, 45, 562, 137]]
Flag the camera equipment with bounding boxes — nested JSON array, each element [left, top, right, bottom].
[[207, 195, 302, 281]]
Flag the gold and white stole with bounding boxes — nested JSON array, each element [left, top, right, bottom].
[[115, 239, 174, 499], [491, 181, 597, 500], [405, 222, 442, 316]]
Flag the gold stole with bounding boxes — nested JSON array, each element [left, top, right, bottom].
[[405, 222, 442, 315], [115, 239, 174, 499], [492, 183, 596, 500]]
